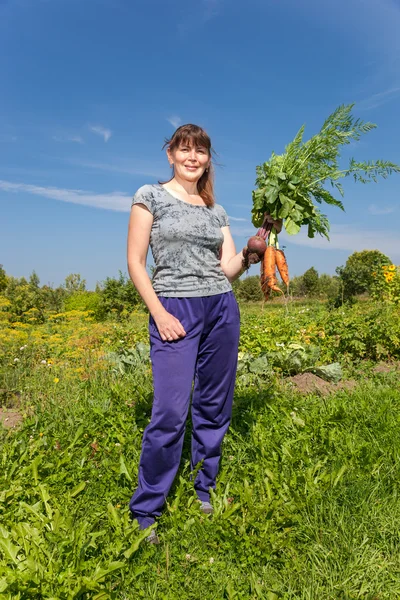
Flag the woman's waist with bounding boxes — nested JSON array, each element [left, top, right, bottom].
[[152, 272, 232, 297]]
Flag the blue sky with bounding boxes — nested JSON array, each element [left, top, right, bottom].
[[1, 0, 400, 289]]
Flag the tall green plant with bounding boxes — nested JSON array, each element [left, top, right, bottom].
[[252, 104, 400, 239]]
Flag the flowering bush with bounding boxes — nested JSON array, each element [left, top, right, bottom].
[[371, 264, 400, 305]]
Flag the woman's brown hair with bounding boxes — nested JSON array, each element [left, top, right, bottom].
[[162, 124, 215, 207]]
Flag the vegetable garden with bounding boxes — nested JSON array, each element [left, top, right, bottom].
[[1, 296, 400, 599]]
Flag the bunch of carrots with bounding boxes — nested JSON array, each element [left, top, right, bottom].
[[246, 215, 289, 300], [246, 104, 400, 300]]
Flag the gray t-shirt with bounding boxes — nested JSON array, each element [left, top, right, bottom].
[[131, 184, 232, 297]]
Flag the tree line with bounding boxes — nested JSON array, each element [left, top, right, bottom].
[[0, 249, 391, 324]]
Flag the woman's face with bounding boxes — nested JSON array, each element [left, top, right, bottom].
[[168, 141, 210, 184]]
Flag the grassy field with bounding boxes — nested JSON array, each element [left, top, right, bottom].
[[1, 301, 400, 599]]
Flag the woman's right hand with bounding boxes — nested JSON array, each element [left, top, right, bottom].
[[153, 309, 186, 342]]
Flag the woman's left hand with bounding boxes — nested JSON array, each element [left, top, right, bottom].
[[242, 247, 262, 268]]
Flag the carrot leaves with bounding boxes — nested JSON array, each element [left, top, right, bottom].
[[252, 104, 400, 239]]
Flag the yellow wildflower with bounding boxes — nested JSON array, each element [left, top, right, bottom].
[[389, 265, 396, 271], [53, 377, 60, 384], [382, 265, 388, 270]]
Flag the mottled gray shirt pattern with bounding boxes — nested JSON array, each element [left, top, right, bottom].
[[132, 184, 232, 297]]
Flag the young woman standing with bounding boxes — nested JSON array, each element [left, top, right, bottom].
[[127, 124, 280, 543]]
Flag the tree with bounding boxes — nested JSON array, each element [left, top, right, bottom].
[[288, 275, 305, 297], [64, 273, 86, 293], [302, 267, 319, 296], [235, 276, 263, 302], [0, 264, 8, 292], [41, 285, 67, 313], [337, 250, 391, 299], [29, 271, 40, 289], [4, 275, 45, 323], [96, 271, 142, 320], [317, 273, 340, 300]]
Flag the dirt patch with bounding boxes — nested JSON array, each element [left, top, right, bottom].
[[339, 380, 358, 393], [0, 408, 23, 429], [0, 389, 24, 430], [285, 373, 357, 396], [372, 362, 400, 374]]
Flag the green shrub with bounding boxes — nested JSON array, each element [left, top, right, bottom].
[[64, 291, 101, 314], [335, 249, 391, 305], [235, 275, 263, 302], [96, 271, 143, 321], [322, 301, 400, 361]]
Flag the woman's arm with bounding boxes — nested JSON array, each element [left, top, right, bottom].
[[219, 226, 248, 282], [127, 205, 186, 341]]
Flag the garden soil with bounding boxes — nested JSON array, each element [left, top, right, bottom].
[[0, 389, 23, 429], [0, 408, 23, 429], [372, 361, 400, 374], [286, 373, 357, 396]]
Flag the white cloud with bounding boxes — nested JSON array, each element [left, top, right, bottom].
[[0, 179, 131, 212], [69, 159, 165, 179], [53, 134, 84, 144], [232, 202, 252, 209], [68, 135, 84, 144], [229, 222, 400, 259], [228, 216, 248, 222], [368, 204, 396, 215], [3, 177, 399, 259], [358, 86, 400, 110], [281, 224, 400, 259], [167, 116, 182, 129], [88, 124, 112, 142]]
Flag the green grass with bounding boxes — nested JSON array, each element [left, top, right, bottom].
[[2, 368, 400, 598], [1, 302, 400, 598]]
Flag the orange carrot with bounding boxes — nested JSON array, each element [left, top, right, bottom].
[[267, 274, 283, 294], [276, 249, 289, 287], [260, 246, 283, 298], [260, 256, 268, 299], [264, 246, 276, 281]]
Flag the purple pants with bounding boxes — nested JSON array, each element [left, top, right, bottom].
[[129, 291, 240, 529]]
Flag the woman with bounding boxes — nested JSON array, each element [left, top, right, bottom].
[[127, 124, 279, 543]]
